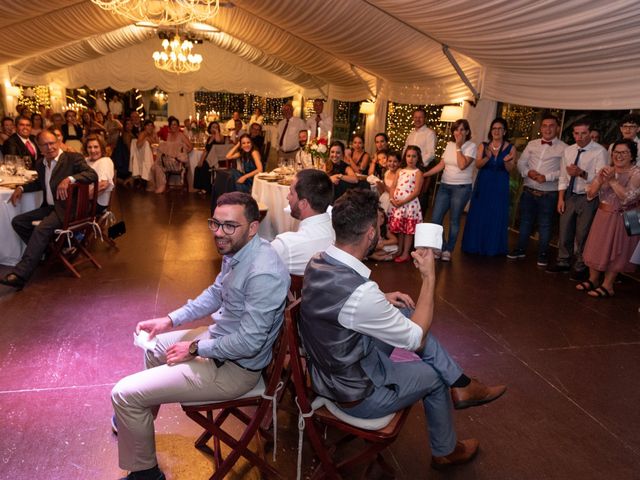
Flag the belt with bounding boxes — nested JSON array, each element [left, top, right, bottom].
[[336, 398, 364, 408], [213, 358, 262, 373], [524, 186, 555, 197], [599, 201, 640, 214]]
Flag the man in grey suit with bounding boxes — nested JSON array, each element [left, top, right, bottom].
[[299, 189, 505, 469], [1, 129, 98, 289]]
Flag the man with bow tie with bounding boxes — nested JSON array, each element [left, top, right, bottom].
[[508, 114, 567, 267]]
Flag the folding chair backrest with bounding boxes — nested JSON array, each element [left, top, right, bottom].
[[284, 299, 313, 413], [288, 274, 304, 301], [63, 181, 99, 229]]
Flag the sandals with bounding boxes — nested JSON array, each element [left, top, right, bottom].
[[587, 286, 615, 298], [575, 280, 598, 291]]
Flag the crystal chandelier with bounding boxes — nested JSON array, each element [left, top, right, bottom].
[[91, 0, 219, 26], [152, 35, 203, 74]]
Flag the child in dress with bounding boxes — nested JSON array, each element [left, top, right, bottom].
[[376, 150, 400, 212], [369, 207, 399, 261], [369, 150, 388, 178], [388, 146, 424, 263]]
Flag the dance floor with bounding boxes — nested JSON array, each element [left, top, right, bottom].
[[1, 188, 638, 479]]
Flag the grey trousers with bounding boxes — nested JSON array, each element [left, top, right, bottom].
[[557, 193, 598, 270], [111, 327, 261, 472]]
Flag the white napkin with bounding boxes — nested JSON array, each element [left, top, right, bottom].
[[133, 330, 157, 351]]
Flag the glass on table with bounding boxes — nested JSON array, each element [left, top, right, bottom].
[[22, 155, 32, 170]]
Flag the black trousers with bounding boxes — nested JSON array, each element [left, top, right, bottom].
[[11, 205, 61, 280]]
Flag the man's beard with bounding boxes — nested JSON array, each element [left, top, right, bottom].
[[366, 230, 379, 258]]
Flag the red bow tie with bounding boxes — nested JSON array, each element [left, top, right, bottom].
[[541, 140, 552, 146]]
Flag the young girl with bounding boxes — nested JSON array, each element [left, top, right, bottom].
[[370, 207, 399, 261], [388, 146, 424, 263], [369, 150, 388, 179], [377, 150, 400, 212]]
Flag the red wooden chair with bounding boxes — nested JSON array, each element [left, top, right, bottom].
[[51, 181, 102, 278], [285, 299, 411, 480], [180, 318, 290, 480], [288, 274, 304, 302]]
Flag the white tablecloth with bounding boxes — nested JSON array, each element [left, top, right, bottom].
[[0, 188, 43, 266], [251, 177, 298, 241], [187, 145, 231, 191]]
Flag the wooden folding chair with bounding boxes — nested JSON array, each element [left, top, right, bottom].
[[287, 274, 303, 302], [164, 160, 189, 194], [285, 299, 411, 480], [51, 181, 102, 278], [180, 319, 290, 480]]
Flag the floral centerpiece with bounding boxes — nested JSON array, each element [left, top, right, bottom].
[[304, 136, 329, 168]]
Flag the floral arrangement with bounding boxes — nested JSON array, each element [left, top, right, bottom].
[[305, 136, 329, 164]]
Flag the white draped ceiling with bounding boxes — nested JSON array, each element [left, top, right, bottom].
[[2, 0, 640, 109]]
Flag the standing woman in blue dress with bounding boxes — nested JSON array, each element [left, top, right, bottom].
[[462, 117, 516, 256]]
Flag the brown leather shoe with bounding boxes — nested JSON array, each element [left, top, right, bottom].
[[451, 378, 506, 410], [432, 438, 479, 469]]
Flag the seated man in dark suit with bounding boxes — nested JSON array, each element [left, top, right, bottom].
[[0, 129, 98, 290], [2, 115, 38, 166]]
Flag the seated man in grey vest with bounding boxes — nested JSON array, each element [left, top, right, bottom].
[[279, 173, 505, 410], [299, 189, 505, 468]]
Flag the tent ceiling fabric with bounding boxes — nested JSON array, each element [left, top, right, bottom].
[[2, 0, 640, 108]]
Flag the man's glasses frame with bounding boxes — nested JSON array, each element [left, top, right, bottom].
[[208, 218, 245, 235]]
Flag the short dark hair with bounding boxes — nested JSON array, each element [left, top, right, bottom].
[[450, 119, 471, 142], [572, 119, 591, 131], [413, 108, 427, 118], [168, 116, 179, 126], [1, 116, 13, 125], [488, 117, 509, 140], [541, 113, 560, 125], [294, 169, 333, 213], [374, 132, 389, 143], [143, 119, 154, 128], [216, 192, 260, 223], [611, 139, 637, 164], [619, 114, 640, 127], [386, 150, 401, 162], [15, 115, 31, 125], [332, 189, 379, 244]]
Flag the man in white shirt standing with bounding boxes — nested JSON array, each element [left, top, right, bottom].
[[306, 98, 332, 140], [508, 114, 567, 267], [405, 108, 437, 213], [271, 169, 335, 275], [547, 121, 608, 278], [277, 103, 306, 165]]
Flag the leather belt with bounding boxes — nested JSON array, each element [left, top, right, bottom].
[[336, 398, 364, 408], [524, 186, 555, 197], [213, 358, 262, 373]]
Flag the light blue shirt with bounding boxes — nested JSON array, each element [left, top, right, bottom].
[[168, 235, 290, 370]]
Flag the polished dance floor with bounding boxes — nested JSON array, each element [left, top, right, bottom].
[[1, 188, 638, 479]]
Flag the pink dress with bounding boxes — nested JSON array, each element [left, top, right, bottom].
[[388, 168, 422, 235], [583, 166, 640, 272]]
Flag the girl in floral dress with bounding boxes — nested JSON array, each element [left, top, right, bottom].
[[388, 146, 424, 263]]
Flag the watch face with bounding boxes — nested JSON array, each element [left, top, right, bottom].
[[189, 341, 198, 355]]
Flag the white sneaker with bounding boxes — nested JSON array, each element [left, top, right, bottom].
[[441, 251, 451, 262], [434, 250, 441, 260]]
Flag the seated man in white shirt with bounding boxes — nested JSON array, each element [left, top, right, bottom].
[[294, 130, 313, 169], [271, 169, 334, 276], [299, 189, 504, 468]]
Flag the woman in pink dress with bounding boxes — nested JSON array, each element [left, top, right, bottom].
[[388, 146, 424, 263], [578, 139, 640, 297]]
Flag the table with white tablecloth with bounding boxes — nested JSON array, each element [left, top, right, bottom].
[[251, 177, 299, 241], [0, 187, 43, 266], [187, 144, 231, 191]]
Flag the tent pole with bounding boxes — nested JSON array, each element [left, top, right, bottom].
[[441, 46, 480, 105]]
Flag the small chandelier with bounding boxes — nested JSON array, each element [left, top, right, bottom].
[[91, 0, 219, 26], [152, 35, 203, 74]]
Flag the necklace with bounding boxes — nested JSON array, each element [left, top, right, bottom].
[[491, 143, 501, 150]]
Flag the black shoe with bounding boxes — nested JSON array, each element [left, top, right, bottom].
[[536, 253, 549, 267], [570, 269, 588, 281], [0, 273, 26, 290], [546, 263, 570, 273], [506, 249, 525, 260], [120, 466, 166, 480], [111, 414, 118, 435]]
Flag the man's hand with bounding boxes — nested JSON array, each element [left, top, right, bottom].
[[557, 196, 565, 214], [166, 341, 193, 366], [385, 291, 415, 309], [534, 173, 546, 183], [9, 187, 23, 206], [411, 247, 435, 280], [136, 316, 173, 340], [527, 169, 540, 180], [56, 177, 71, 201], [566, 164, 582, 177]]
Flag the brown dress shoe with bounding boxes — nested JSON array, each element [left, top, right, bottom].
[[432, 438, 480, 469], [451, 378, 506, 409]]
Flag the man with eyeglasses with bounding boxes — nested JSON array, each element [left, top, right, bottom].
[[608, 114, 640, 161], [111, 192, 289, 480], [547, 121, 607, 279], [0, 129, 97, 290]]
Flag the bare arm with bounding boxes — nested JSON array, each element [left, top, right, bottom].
[[476, 143, 490, 168]]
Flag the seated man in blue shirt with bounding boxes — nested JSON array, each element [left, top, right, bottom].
[[111, 192, 290, 480]]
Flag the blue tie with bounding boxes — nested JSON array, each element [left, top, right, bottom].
[[566, 148, 585, 195]]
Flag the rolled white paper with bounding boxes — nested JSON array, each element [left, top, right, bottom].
[[414, 223, 443, 250], [133, 330, 157, 351]]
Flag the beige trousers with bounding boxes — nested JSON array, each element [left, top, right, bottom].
[[111, 326, 261, 472]]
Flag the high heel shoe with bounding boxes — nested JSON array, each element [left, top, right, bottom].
[[393, 256, 410, 263]]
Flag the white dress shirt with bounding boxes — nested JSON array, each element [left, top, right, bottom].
[[518, 138, 568, 191], [295, 149, 313, 169], [324, 245, 423, 351], [277, 116, 306, 152], [271, 212, 334, 275], [558, 141, 608, 194], [306, 112, 333, 139], [44, 150, 64, 206], [404, 125, 437, 166]]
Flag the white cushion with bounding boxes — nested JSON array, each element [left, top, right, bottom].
[[311, 396, 394, 430], [181, 377, 265, 407]]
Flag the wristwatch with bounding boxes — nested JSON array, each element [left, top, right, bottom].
[[188, 340, 200, 356]]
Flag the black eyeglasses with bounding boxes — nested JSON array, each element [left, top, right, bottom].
[[208, 218, 245, 235]]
